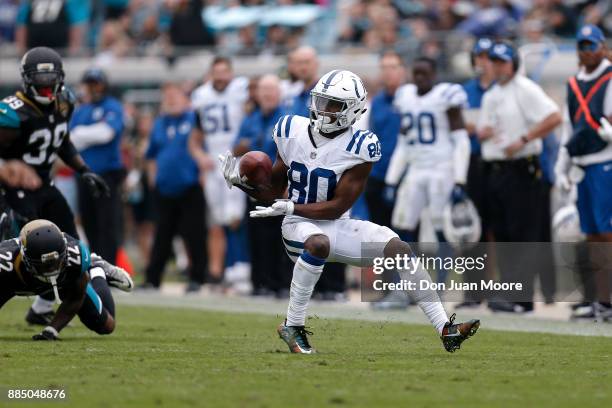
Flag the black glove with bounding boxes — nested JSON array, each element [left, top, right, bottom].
[[81, 172, 110, 198], [32, 326, 59, 341]]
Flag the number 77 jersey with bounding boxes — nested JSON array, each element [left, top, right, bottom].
[[0, 90, 74, 181], [274, 115, 381, 219]]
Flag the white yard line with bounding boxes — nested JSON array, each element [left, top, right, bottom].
[[115, 289, 612, 338]]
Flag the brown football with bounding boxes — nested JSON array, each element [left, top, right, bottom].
[[239, 151, 273, 186]]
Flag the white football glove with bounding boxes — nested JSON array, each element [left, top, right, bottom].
[[218, 151, 252, 190], [554, 147, 572, 192], [598, 117, 612, 143], [249, 199, 294, 218]]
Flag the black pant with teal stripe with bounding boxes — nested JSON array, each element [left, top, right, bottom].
[[0, 279, 114, 335], [77, 279, 115, 335]]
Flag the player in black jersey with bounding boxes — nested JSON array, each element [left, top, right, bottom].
[[0, 47, 111, 324], [0, 46, 109, 236], [0, 219, 133, 340]]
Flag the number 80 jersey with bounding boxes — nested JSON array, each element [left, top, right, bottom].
[[274, 115, 381, 219]]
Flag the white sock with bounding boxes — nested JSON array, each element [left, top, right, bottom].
[[286, 252, 324, 327], [31, 296, 54, 314], [399, 264, 449, 334]]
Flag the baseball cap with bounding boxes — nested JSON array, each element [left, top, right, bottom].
[[576, 24, 605, 44], [81, 68, 108, 85], [472, 38, 493, 55], [489, 42, 515, 62]]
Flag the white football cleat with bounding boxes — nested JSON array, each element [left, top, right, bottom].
[[105, 265, 134, 292], [91, 254, 134, 292]]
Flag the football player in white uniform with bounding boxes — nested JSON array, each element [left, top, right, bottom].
[[386, 57, 471, 280], [189, 57, 249, 281], [219, 70, 479, 354]]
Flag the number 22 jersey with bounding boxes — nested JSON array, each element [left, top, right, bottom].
[[273, 115, 381, 220]]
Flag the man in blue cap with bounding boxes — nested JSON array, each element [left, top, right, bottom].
[[70, 68, 125, 264], [555, 24, 612, 320], [456, 38, 495, 310], [478, 41, 562, 314]]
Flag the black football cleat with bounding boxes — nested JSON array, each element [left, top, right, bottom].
[[277, 320, 315, 354], [440, 313, 480, 353], [25, 307, 54, 326]]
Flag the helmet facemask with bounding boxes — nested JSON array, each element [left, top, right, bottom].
[[22, 67, 63, 105], [443, 199, 482, 250], [310, 92, 354, 133], [21, 242, 67, 303]]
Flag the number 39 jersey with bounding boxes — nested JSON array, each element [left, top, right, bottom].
[[392, 83, 467, 168], [0, 89, 75, 181], [0, 234, 90, 298], [191, 77, 249, 157], [274, 115, 381, 219]]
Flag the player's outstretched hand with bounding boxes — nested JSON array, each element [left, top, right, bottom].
[[250, 199, 294, 218], [82, 172, 110, 198], [32, 326, 59, 341], [218, 151, 252, 190]]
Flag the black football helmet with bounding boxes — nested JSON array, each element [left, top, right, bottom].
[[19, 220, 67, 285], [20, 47, 65, 105]]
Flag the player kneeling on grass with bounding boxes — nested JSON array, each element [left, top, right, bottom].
[[219, 70, 480, 353], [0, 219, 133, 340]]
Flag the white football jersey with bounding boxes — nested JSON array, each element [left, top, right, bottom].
[[274, 115, 381, 220], [191, 77, 249, 156], [392, 82, 467, 167]]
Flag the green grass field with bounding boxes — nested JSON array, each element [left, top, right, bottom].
[[0, 298, 610, 408]]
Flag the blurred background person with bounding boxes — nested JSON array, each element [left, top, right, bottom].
[[124, 105, 156, 268], [478, 41, 562, 314], [190, 57, 249, 287], [280, 49, 304, 110], [385, 57, 470, 287], [233, 74, 292, 297], [15, 0, 90, 55], [366, 51, 408, 310], [143, 82, 207, 292], [287, 46, 319, 117], [71, 68, 125, 264], [365, 50, 404, 230], [456, 37, 495, 309], [555, 25, 612, 319]]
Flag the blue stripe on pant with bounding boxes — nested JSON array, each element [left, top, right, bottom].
[[283, 238, 304, 262]]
